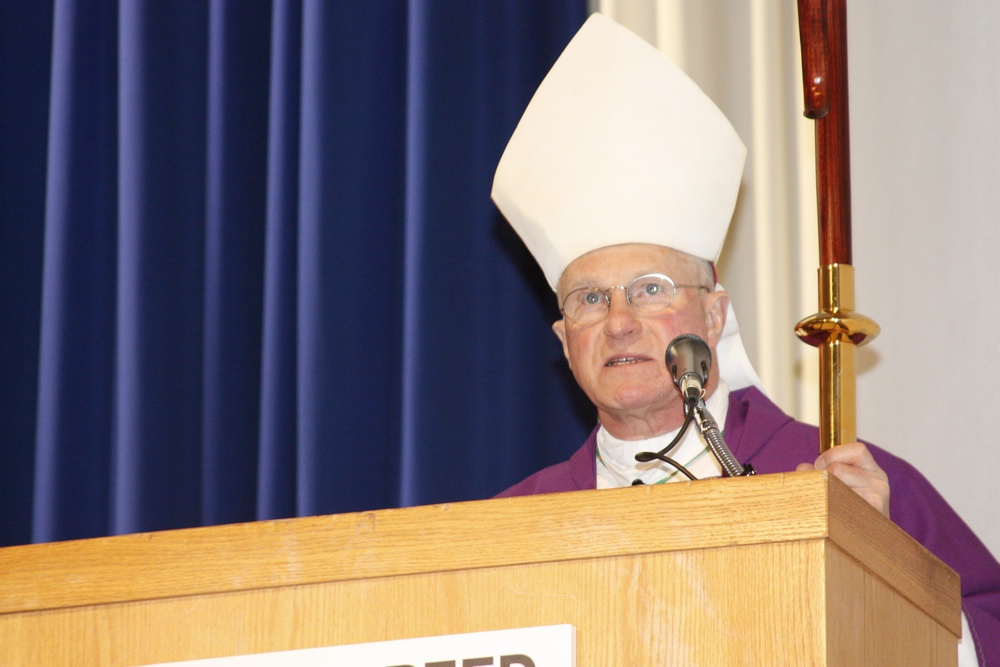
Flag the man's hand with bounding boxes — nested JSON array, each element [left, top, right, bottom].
[[795, 442, 890, 518]]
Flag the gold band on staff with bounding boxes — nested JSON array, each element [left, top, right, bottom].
[[795, 264, 879, 451]]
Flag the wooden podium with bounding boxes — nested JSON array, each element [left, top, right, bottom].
[[0, 471, 960, 666]]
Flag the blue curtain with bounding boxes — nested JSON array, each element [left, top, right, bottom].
[[0, 0, 592, 547]]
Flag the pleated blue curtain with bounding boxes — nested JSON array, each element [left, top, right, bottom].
[[0, 0, 591, 547]]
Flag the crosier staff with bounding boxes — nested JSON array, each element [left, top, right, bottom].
[[794, 0, 880, 452]]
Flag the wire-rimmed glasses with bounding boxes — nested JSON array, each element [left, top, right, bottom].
[[560, 273, 709, 325]]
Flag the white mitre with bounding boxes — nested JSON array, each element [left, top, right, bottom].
[[491, 12, 763, 392]]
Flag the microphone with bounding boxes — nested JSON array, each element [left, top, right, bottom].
[[665, 334, 711, 405], [659, 333, 755, 478]]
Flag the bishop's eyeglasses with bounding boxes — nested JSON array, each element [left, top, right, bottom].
[[560, 273, 710, 325]]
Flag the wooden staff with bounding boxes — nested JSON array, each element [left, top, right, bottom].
[[794, 0, 880, 451]]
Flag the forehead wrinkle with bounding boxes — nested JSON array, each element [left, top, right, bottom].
[[561, 266, 676, 293], [555, 244, 702, 300]]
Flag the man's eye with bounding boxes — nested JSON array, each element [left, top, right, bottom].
[[583, 291, 603, 306], [630, 282, 659, 299]]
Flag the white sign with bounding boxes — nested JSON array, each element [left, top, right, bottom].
[[141, 624, 575, 667]]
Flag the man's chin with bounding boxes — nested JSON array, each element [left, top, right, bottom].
[[601, 387, 678, 416], [599, 367, 669, 394]]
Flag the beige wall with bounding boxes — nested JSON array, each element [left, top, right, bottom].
[[595, 0, 1000, 559]]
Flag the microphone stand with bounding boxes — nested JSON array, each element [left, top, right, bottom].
[[688, 398, 755, 478], [661, 334, 755, 478]]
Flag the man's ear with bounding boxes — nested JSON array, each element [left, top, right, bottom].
[[704, 290, 729, 347], [552, 319, 572, 367]]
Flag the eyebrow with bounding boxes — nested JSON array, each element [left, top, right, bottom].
[[563, 270, 671, 292]]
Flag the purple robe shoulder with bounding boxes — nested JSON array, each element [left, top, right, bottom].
[[496, 386, 1000, 666]]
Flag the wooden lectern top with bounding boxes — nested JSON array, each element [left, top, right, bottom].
[[0, 470, 961, 666]]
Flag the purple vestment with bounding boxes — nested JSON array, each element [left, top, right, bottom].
[[497, 386, 1000, 665]]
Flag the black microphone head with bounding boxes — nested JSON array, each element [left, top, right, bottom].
[[665, 334, 711, 404], [664, 334, 712, 383]]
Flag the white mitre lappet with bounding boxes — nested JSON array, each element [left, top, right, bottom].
[[491, 12, 763, 392]]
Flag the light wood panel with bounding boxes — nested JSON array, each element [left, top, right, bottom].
[[0, 471, 960, 666]]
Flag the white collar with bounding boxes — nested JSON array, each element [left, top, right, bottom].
[[596, 381, 730, 488]]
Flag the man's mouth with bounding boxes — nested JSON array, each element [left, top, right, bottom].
[[605, 356, 648, 367]]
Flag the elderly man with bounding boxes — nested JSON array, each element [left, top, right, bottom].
[[491, 13, 999, 666]]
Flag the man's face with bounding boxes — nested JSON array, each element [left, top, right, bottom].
[[552, 244, 728, 439]]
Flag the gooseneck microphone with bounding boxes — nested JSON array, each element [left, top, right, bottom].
[[658, 333, 755, 478], [664, 333, 712, 405]]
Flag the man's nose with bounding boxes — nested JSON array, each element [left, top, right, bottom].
[[604, 289, 640, 336]]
